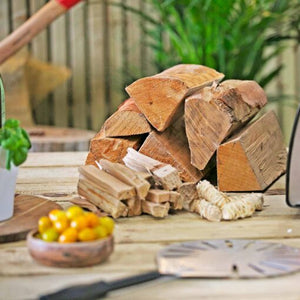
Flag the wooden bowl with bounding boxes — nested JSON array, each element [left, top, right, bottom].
[[27, 230, 114, 268]]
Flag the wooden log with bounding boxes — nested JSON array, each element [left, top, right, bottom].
[[78, 179, 128, 218], [126, 64, 224, 131], [139, 116, 205, 182], [185, 80, 267, 170], [99, 159, 150, 200], [217, 110, 287, 191], [123, 148, 182, 190], [78, 165, 135, 200], [88, 129, 142, 164], [122, 197, 142, 217], [104, 98, 151, 137], [141, 200, 170, 218]]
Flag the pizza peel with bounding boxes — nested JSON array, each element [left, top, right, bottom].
[[40, 239, 300, 300]]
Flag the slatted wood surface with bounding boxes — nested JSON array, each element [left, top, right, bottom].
[[0, 0, 299, 140], [1, 152, 300, 299]]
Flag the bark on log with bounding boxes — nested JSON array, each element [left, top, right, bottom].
[[126, 64, 224, 131], [185, 80, 267, 170], [217, 110, 287, 191]]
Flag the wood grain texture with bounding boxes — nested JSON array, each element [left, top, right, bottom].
[[88, 129, 143, 164], [0, 195, 61, 243], [217, 110, 287, 191], [139, 116, 206, 182], [104, 98, 151, 137], [185, 80, 267, 170], [126, 64, 224, 131]]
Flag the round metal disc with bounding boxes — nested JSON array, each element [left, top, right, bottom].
[[157, 239, 300, 278]]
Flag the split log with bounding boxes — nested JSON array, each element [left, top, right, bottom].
[[99, 159, 150, 200], [217, 110, 287, 191], [126, 64, 224, 131], [123, 148, 182, 190], [104, 98, 151, 137], [87, 129, 142, 164], [122, 197, 142, 217], [78, 165, 135, 200], [141, 200, 170, 218], [78, 179, 128, 218], [139, 116, 205, 182], [185, 80, 267, 170]]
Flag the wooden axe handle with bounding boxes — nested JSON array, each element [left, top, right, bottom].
[[0, 0, 81, 65]]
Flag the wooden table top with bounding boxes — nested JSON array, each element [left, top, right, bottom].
[[1, 152, 300, 300]]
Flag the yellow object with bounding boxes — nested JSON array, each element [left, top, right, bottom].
[[58, 228, 78, 243], [38, 216, 52, 233], [78, 228, 97, 242], [70, 215, 89, 231], [94, 226, 108, 239], [85, 212, 100, 227], [100, 217, 114, 235], [42, 228, 59, 242], [66, 206, 84, 221]]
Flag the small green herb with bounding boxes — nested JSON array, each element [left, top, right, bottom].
[[0, 119, 31, 170]]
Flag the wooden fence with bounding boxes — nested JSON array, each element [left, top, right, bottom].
[[0, 0, 299, 142]]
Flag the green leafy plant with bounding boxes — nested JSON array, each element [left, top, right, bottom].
[[112, 0, 299, 89], [0, 76, 31, 170]]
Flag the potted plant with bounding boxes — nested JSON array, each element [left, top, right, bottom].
[[0, 76, 31, 221]]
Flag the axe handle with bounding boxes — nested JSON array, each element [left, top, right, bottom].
[[0, 0, 81, 65]]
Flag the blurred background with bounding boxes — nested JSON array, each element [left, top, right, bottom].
[[0, 0, 299, 144]]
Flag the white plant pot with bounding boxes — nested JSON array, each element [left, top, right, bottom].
[[0, 148, 18, 222]]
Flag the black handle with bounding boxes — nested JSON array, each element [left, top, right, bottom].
[[39, 271, 162, 300]]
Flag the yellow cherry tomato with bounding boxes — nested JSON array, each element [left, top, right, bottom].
[[53, 219, 69, 234], [94, 225, 108, 239], [99, 217, 114, 235], [78, 228, 97, 242], [70, 215, 89, 231], [66, 206, 84, 221], [42, 228, 59, 242], [58, 228, 78, 243], [85, 212, 100, 228], [38, 216, 52, 234], [49, 209, 67, 223]]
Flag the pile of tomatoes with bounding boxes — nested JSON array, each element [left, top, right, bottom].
[[37, 206, 114, 243]]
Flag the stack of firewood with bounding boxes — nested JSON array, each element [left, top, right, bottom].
[[85, 64, 287, 193]]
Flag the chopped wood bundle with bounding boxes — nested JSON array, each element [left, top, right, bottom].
[[104, 98, 151, 137], [123, 148, 182, 190], [185, 80, 267, 170], [126, 64, 224, 131], [217, 110, 287, 191], [99, 158, 151, 200], [87, 129, 142, 165]]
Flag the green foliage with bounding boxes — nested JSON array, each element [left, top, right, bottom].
[[113, 0, 299, 88], [0, 119, 31, 170]]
